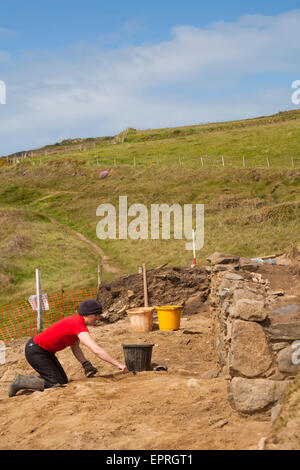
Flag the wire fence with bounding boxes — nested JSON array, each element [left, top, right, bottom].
[[0, 286, 98, 343], [3, 153, 300, 169]]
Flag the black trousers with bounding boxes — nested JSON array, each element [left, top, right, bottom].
[[25, 338, 68, 388]]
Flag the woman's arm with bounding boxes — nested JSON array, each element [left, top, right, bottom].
[[70, 339, 88, 364], [78, 331, 128, 373]]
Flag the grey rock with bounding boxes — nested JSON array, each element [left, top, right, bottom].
[[271, 305, 299, 316], [228, 377, 288, 413], [216, 335, 227, 367], [221, 300, 230, 316], [266, 322, 300, 341], [272, 342, 289, 352], [270, 404, 282, 429], [228, 305, 237, 318], [234, 298, 267, 322], [218, 288, 230, 304], [229, 320, 272, 377], [277, 345, 300, 375], [212, 265, 232, 272], [258, 437, 267, 450], [207, 252, 240, 265], [200, 368, 219, 379], [225, 273, 244, 281], [233, 289, 264, 305], [269, 290, 285, 297], [219, 279, 232, 290]]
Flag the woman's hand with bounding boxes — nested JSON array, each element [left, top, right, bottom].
[[82, 360, 98, 377], [118, 364, 129, 374]]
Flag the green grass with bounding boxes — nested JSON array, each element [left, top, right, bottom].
[[0, 206, 102, 307], [0, 109, 299, 307]]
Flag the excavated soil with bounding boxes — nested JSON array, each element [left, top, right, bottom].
[[1, 259, 299, 450], [0, 307, 270, 450]]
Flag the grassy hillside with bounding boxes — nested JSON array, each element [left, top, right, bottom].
[[0, 110, 299, 307]]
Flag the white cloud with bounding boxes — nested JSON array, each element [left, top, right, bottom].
[[0, 27, 18, 36], [0, 9, 300, 155]]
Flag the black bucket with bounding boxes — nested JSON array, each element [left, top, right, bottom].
[[122, 344, 154, 372]]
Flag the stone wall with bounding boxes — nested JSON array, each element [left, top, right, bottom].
[[207, 253, 300, 415]]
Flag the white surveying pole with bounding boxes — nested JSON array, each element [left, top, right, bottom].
[[36, 268, 44, 333], [192, 229, 196, 265]]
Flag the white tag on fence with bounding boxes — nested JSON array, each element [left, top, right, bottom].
[[29, 294, 50, 311], [0, 341, 6, 365]]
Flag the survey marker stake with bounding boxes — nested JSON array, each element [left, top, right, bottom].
[[192, 229, 196, 265]]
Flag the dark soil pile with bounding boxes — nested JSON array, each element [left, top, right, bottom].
[[97, 266, 210, 322]]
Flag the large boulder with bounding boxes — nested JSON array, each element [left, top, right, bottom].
[[229, 320, 272, 377], [228, 377, 288, 414]]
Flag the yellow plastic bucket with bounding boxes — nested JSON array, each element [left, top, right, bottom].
[[155, 305, 183, 331]]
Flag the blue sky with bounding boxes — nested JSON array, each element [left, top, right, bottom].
[[0, 0, 300, 155]]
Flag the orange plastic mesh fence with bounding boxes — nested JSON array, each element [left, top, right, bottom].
[[0, 287, 98, 343]]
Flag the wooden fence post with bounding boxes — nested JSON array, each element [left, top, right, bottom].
[[200, 157, 204, 167], [221, 155, 225, 167], [242, 155, 246, 168], [266, 157, 270, 168], [291, 157, 295, 168], [36, 268, 44, 333], [142, 263, 148, 307]]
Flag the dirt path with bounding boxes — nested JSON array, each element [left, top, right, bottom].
[[0, 309, 270, 450], [43, 213, 121, 276], [73, 230, 120, 275], [28, 191, 78, 205]]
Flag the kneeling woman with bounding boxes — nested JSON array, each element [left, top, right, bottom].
[[8, 299, 128, 396]]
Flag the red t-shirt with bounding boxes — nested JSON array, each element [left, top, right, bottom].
[[33, 314, 89, 353]]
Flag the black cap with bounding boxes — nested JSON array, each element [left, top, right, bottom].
[[78, 299, 103, 316]]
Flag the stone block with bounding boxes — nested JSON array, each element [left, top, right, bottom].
[[266, 323, 300, 341], [225, 273, 244, 281], [232, 289, 264, 305], [277, 345, 300, 375], [207, 252, 240, 265], [228, 377, 288, 413], [229, 320, 272, 377], [234, 298, 267, 322]]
